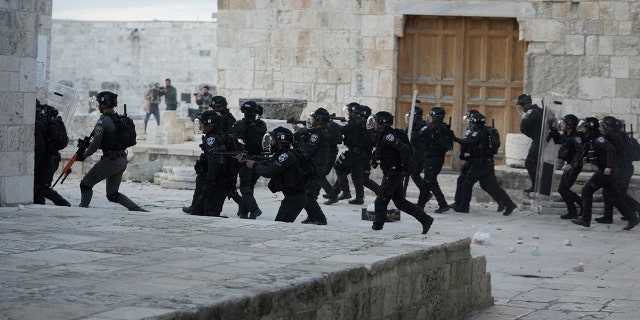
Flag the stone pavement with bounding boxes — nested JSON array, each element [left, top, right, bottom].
[[2, 175, 640, 319]]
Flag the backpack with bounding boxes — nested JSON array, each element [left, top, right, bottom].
[[328, 121, 343, 146], [106, 113, 137, 150], [243, 120, 267, 154], [45, 116, 69, 151], [431, 123, 454, 151], [626, 134, 640, 161], [486, 126, 501, 155], [292, 147, 319, 184], [393, 128, 412, 154]]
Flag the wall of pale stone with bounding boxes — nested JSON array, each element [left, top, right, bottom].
[[179, 238, 493, 320], [218, 0, 640, 126], [50, 20, 218, 117], [0, 1, 52, 206]]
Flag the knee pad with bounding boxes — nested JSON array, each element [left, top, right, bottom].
[[80, 183, 93, 192], [107, 192, 121, 203]]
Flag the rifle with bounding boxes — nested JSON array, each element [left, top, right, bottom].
[[213, 151, 271, 161], [52, 135, 92, 188], [287, 118, 306, 126], [329, 115, 347, 122]]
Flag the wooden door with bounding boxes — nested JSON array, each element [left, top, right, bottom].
[[397, 16, 526, 167]]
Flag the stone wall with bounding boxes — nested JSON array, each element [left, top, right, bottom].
[[218, 0, 640, 128], [50, 20, 218, 117], [176, 238, 493, 320], [0, 1, 52, 206]]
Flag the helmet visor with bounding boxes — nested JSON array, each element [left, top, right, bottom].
[[261, 133, 272, 150], [366, 115, 375, 130]]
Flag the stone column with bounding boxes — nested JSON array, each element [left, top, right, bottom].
[[0, 1, 52, 206]]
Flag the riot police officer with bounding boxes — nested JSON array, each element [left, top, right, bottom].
[[453, 112, 516, 215], [34, 101, 71, 206], [296, 108, 331, 225], [319, 113, 343, 202], [517, 94, 543, 192], [192, 110, 234, 217], [369, 111, 434, 234], [571, 117, 638, 229], [241, 127, 306, 222], [230, 101, 267, 219], [418, 106, 452, 213], [402, 106, 429, 207], [359, 105, 381, 196], [333, 102, 369, 204], [210, 96, 236, 133], [596, 116, 640, 224], [547, 114, 584, 219], [77, 91, 148, 212]]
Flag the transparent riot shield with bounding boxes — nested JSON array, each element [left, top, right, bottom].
[[36, 80, 79, 126], [534, 92, 565, 202]]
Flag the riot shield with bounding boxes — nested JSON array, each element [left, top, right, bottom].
[[36, 80, 79, 126], [534, 92, 564, 201]]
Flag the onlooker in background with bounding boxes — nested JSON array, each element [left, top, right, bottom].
[[163, 78, 178, 111], [195, 85, 213, 113], [144, 83, 162, 133]]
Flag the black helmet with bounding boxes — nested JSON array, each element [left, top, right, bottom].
[[412, 106, 423, 116], [96, 91, 118, 107], [464, 109, 479, 119], [200, 110, 223, 126], [310, 107, 331, 123], [210, 96, 228, 109], [600, 116, 621, 132], [240, 100, 260, 114], [373, 111, 394, 125], [578, 117, 599, 132], [345, 102, 362, 114], [429, 106, 446, 118], [517, 94, 532, 106], [469, 112, 486, 125], [360, 105, 372, 117], [561, 114, 579, 128], [270, 126, 294, 146]]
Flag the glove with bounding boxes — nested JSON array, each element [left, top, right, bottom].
[[76, 153, 86, 162], [194, 159, 203, 174]]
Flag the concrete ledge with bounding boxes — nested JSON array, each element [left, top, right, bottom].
[[0, 206, 492, 320]]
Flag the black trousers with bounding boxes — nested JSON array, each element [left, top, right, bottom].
[[602, 163, 640, 218], [238, 165, 261, 213], [422, 156, 447, 207], [335, 149, 366, 199], [454, 160, 505, 206], [581, 169, 635, 223], [303, 174, 327, 222], [459, 158, 512, 209], [319, 147, 339, 199], [525, 139, 540, 188], [557, 165, 582, 215], [276, 192, 306, 222], [374, 173, 430, 228]]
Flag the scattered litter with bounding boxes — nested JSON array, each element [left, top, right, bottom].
[[496, 227, 502, 230], [533, 235, 540, 239], [530, 246, 539, 256], [573, 262, 584, 272], [472, 226, 491, 245], [563, 239, 572, 246], [507, 247, 516, 253], [517, 236, 524, 244], [18, 204, 24, 210], [458, 218, 463, 221]]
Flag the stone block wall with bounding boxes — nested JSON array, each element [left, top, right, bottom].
[[177, 238, 493, 320], [0, 1, 52, 206]]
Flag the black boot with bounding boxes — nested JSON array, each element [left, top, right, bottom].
[[348, 198, 364, 205], [503, 202, 517, 216]]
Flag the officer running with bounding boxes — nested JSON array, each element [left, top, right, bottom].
[[77, 91, 148, 212], [241, 127, 307, 222], [230, 101, 267, 219], [418, 106, 452, 213], [369, 111, 434, 234], [517, 94, 543, 192]]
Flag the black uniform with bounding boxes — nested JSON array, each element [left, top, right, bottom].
[[362, 127, 381, 195], [372, 127, 433, 233], [192, 129, 234, 216], [520, 104, 543, 190], [403, 118, 429, 204], [296, 126, 330, 224], [575, 133, 638, 228], [335, 117, 369, 201], [79, 110, 144, 211], [34, 113, 70, 206], [319, 120, 342, 200], [418, 119, 450, 210], [600, 129, 640, 222], [253, 149, 306, 222], [454, 126, 515, 214], [230, 116, 267, 218], [548, 128, 584, 217]]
